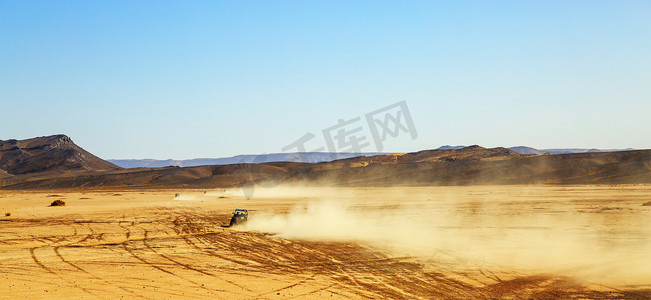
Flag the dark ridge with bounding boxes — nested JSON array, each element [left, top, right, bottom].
[[0, 135, 120, 175], [1, 141, 650, 189]]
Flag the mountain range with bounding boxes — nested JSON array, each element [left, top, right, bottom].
[[107, 146, 636, 168], [1, 135, 649, 189], [108, 152, 387, 168]]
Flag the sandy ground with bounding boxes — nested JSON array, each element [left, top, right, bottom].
[[1, 185, 650, 299]]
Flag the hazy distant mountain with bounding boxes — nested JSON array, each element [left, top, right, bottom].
[[438, 145, 636, 155], [109, 146, 638, 169], [108, 152, 388, 169], [538, 148, 635, 154], [508, 146, 635, 155], [508, 146, 545, 155], [439, 145, 636, 155], [436, 145, 466, 150]]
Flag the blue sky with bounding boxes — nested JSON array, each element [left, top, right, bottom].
[[1, 1, 650, 159]]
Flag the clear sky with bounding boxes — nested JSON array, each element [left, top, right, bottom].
[[1, 1, 650, 159]]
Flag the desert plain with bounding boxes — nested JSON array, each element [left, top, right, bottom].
[[0, 185, 650, 299]]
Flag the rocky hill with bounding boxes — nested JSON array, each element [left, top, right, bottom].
[[276, 148, 651, 186], [1, 138, 650, 189], [0, 135, 120, 175]]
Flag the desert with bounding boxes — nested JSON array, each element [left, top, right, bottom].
[[3, 1, 650, 298], [1, 185, 650, 299]]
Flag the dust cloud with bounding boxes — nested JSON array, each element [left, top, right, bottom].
[[173, 193, 201, 200], [241, 185, 651, 287]]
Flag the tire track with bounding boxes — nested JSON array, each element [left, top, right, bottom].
[[74, 221, 97, 245], [182, 211, 488, 298], [140, 225, 249, 293], [289, 283, 337, 298], [52, 246, 147, 299], [28, 247, 55, 274], [28, 246, 97, 296], [117, 222, 134, 247], [120, 227, 222, 294], [21, 221, 114, 295], [108, 278, 214, 298], [14, 219, 142, 296], [191, 234, 254, 267], [173, 211, 448, 298], [167, 214, 263, 292], [256, 275, 316, 297]]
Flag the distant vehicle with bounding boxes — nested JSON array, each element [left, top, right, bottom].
[[222, 209, 248, 228]]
